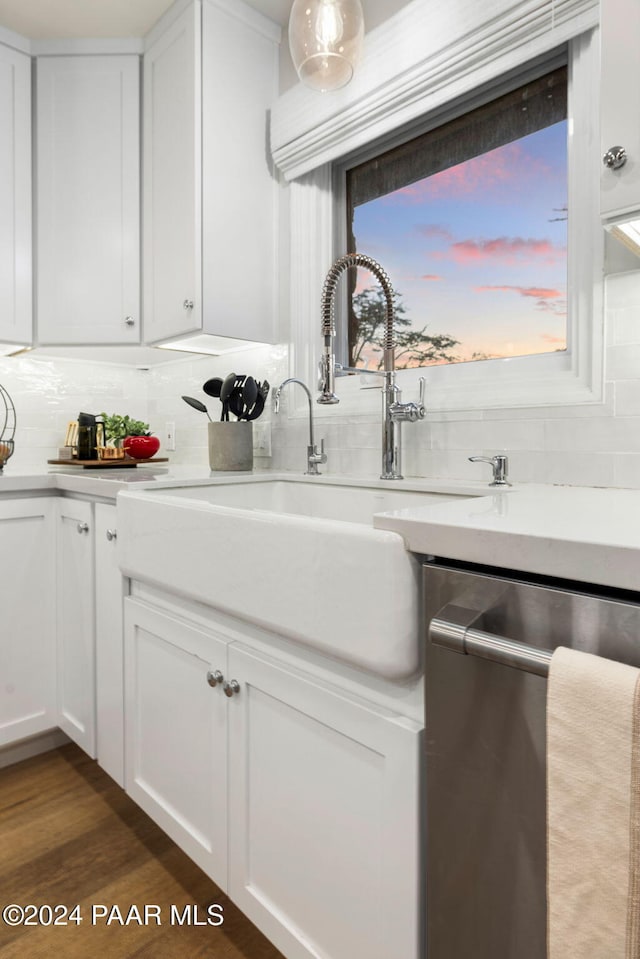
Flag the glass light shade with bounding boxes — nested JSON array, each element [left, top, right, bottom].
[[289, 0, 364, 92]]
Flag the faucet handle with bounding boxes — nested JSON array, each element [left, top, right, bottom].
[[307, 438, 327, 474], [418, 376, 426, 412], [469, 454, 511, 487]]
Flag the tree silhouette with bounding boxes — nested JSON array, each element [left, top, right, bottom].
[[350, 287, 460, 369]]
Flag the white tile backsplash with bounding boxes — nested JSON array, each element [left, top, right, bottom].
[[3, 269, 640, 488], [0, 356, 148, 470], [265, 268, 640, 488]]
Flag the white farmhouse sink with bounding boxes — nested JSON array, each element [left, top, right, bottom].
[[152, 479, 464, 524], [117, 476, 480, 680]]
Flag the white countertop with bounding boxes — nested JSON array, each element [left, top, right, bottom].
[[3, 466, 640, 592], [0, 464, 217, 498], [374, 484, 640, 592]]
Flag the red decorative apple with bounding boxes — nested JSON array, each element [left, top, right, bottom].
[[123, 435, 160, 460]]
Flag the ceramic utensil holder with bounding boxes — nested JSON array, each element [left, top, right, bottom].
[[208, 421, 253, 471]]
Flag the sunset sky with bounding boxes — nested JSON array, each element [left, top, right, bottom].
[[352, 121, 568, 365]]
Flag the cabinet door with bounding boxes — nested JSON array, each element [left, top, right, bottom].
[[600, 0, 640, 220], [0, 42, 31, 350], [37, 55, 140, 344], [143, 3, 201, 344], [227, 645, 423, 959], [124, 599, 228, 889], [56, 498, 96, 756], [95, 503, 126, 786], [201, 1, 278, 345], [0, 498, 55, 746]]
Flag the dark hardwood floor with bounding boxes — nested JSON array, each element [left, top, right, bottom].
[[0, 743, 285, 958]]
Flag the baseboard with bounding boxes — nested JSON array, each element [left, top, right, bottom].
[[0, 729, 71, 769]]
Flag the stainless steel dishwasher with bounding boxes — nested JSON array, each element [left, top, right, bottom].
[[423, 558, 640, 959]]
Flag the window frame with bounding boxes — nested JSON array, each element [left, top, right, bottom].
[[285, 26, 604, 419], [330, 34, 602, 412]]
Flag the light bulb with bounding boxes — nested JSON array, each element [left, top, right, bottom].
[[317, 3, 342, 46], [289, 0, 364, 93]]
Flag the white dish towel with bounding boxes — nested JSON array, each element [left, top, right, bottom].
[[547, 646, 640, 959]]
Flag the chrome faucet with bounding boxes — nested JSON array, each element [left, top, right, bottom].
[[274, 378, 327, 475], [317, 252, 425, 480]]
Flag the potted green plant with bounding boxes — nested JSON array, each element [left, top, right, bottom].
[[99, 413, 128, 459], [100, 414, 161, 460]]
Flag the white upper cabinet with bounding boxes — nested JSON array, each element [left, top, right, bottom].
[[36, 55, 140, 345], [143, 4, 201, 344], [143, 0, 280, 350], [600, 0, 640, 252], [0, 42, 31, 352]]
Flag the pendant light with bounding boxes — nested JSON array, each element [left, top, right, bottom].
[[288, 0, 365, 92]]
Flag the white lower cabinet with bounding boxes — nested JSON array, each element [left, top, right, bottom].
[[0, 497, 56, 746], [0, 493, 125, 770], [56, 498, 96, 756], [124, 600, 228, 887], [56, 498, 127, 775], [124, 597, 422, 959], [95, 503, 126, 786]]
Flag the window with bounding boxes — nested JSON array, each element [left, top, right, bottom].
[[283, 19, 602, 413], [345, 67, 568, 371]]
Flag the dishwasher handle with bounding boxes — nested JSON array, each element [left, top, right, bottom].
[[428, 602, 553, 677]]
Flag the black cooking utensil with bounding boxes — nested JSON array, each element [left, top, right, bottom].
[[228, 385, 245, 420], [241, 376, 258, 419], [182, 395, 213, 422], [247, 393, 266, 420], [203, 377, 223, 398], [219, 372, 237, 421]]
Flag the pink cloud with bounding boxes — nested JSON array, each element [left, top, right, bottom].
[[386, 141, 559, 205], [475, 283, 567, 315], [441, 237, 563, 265], [541, 333, 566, 344], [422, 274, 442, 281], [476, 284, 563, 299]]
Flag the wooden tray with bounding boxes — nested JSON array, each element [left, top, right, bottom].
[[47, 457, 169, 469]]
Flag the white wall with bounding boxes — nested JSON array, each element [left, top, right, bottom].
[[0, 343, 289, 472], [2, 264, 640, 487]]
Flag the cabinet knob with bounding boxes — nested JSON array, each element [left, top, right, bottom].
[[125, 316, 135, 327], [183, 299, 194, 310], [603, 145, 627, 170], [76, 522, 90, 534], [207, 669, 224, 687], [223, 679, 240, 697], [106, 528, 117, 542]]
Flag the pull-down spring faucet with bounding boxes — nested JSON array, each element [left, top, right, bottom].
[[318, 252, 425, 480]]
